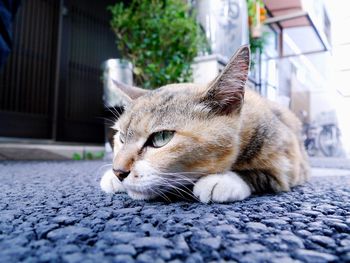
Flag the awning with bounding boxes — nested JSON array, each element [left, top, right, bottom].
[[264, 0, 308, 28], [263, 0, 331, 58]]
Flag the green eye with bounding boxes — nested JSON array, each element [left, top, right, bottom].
[[149, 131, 174, 148]]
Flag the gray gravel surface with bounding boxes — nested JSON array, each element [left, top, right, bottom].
[[0, 161, 349, 263]]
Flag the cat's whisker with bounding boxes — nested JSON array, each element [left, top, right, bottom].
[[158, 171, 207, 176], [96, 116, 116, 126], [159, 189, 183, 202], [99, 163, 113, 169], [158, 171, 206, 174], [145, 178, 176, 202], [162, 187, 194, 202], [154, 179, 199, 202], [158, 173, 199, 182], [105, 109, 119, 121], [166, 184, 199, 202], [104, 102, 121, 120], [156, 175, 196, 187], [158, 176, 197, 186], [151, 187, 172, 203], [110, 104, 122, 116], [157, 175, 195, 182], [156, 183, 188, 200], [95, 164, 113, 176], [160, 172, 205, 181]]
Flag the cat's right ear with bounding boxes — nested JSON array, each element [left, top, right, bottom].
[[199, 45, 250, 115], [111, 80, 148, 105]]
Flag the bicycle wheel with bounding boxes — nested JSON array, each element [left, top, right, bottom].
[[318, 126, 339, 157]]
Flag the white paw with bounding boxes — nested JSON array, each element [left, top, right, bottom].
[[100, 169, 126, 194], [193, 171, 251, 203]]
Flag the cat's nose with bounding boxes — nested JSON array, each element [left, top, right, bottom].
[[113, 169, 130, 182]]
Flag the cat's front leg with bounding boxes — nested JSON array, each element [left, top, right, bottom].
[[193, 171, 251, 203], [100, 169, 126, 194]]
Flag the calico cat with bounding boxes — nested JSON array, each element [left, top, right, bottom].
[[100, 45, 309, 203]]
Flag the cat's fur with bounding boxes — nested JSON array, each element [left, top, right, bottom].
[[100, 45, 309, 203]]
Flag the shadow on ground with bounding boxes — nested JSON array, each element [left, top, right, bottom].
[[0, 161, 349, 262]]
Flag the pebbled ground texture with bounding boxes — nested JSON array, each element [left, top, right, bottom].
[[0, 161, 349, 263]]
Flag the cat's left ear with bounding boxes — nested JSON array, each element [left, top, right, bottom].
[[200, 45, 250, 115], [112, 80, 148, 105]]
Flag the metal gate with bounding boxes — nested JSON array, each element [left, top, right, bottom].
[[0, 0, 118, 143]]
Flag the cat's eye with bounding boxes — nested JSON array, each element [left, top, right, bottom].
[[148, 131, 174, 148], [119, 132, 125, 144]]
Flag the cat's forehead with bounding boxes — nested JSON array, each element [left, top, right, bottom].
[[143, 83, 203, 101], [117, 83, 204, 133]]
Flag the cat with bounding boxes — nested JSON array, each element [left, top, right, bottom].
[[100, 45, 309, 203]]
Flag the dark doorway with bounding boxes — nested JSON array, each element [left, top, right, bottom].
[[0, 0, 119, 143]]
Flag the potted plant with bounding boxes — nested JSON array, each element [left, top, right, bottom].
[[109, 0, 206, 89], [247, 0, 268, 68], [247, 0, 267, 39]]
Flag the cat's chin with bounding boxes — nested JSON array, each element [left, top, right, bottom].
[[126, 189, 158, 200]]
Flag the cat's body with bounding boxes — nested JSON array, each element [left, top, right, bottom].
[[100, 46, 309, 203], [232, 89, 309, 193]]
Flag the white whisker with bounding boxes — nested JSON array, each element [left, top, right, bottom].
[[153, 179, 200, 202], [104, 102, 121, 120]]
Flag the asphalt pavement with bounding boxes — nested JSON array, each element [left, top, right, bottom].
[[0, 161, 349, 263]]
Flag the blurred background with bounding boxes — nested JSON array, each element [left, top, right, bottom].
[[0, 0, 349, 164]]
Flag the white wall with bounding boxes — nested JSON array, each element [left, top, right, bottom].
[[325, 0, 350, 156]]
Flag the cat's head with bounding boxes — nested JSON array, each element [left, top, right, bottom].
[[111, 46, 250, 200]]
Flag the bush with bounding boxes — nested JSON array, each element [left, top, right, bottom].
[[109, 0, 206, 89]]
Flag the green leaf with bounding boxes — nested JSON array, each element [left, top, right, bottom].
[[72, 153, 82, 161], [85, 152, 94, 160], [108, 0, 206, 88]]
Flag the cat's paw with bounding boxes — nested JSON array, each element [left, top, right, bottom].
[[193, 172, 251, 203], [100, 169, 126, 194]]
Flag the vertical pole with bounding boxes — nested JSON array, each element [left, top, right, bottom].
[[258, 49, 262, 95], [278, 28, 283, 58], [51, 0, 64, 141]]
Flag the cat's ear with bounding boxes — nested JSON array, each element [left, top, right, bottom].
[[200, 45, 250, 115], [112, 80, 148, 104]]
